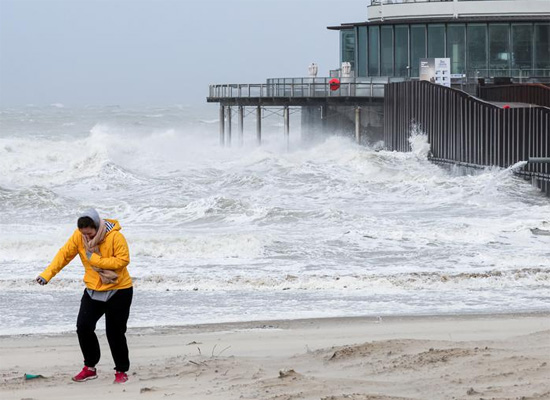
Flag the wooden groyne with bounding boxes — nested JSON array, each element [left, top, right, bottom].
[[384, 81, 550, 196]]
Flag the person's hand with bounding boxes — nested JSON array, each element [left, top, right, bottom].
[[36, 276, 47, 285]]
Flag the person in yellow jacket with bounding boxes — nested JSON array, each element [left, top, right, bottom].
[[36, 208, 133, 384]]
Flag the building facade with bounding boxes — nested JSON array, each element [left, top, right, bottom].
[[330, 0, 550, 80]]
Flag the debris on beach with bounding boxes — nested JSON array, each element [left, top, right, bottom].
[[23, 374, 46, 380], [278, 368, 299, 379], [466, 387, 480, 395]]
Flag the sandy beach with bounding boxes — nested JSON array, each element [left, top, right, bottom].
[[1, 313, 549, 400]]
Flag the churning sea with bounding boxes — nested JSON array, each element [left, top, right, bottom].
[[0, 104, 548, 335]]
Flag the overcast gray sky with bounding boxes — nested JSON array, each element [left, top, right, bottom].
[[0, 0, 368, 106]]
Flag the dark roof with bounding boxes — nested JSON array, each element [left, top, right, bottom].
[[327, 15, 550, 30]]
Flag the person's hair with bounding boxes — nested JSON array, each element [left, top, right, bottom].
[[77, 216, 97, 230]]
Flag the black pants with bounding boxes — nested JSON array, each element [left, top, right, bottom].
[[76, 287, 133, 372]]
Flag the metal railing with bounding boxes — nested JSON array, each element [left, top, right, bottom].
[[478, 84, 550, 108], [384, 80, 550, 196], [208, 77, 407, 100], [466, 69, 550, 81]]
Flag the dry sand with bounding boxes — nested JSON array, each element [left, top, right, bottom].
[[1, 313, 549, 400]]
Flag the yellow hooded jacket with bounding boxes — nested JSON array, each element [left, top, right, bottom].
[[39, 219, 132, 291]]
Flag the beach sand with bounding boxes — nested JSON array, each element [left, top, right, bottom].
[[1, 313, 549, 400]]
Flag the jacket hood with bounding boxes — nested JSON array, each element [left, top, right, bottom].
[[104, 219, 121, 234], [79, 208, 101, 229]]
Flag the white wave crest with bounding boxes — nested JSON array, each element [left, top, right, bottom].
[[0, 268, 546, 293], [132, 233, 265, 259]]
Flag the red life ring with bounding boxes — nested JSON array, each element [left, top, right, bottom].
[[329, 78, 340, 91]]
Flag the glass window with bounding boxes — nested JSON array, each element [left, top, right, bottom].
[[341, 29, 356, 71], [411, 24, 426, 77], [489, 24, 510, 73], [447, 24, 466, 75], [428, 24, 445, 58], [395, 25, 409, 77], [467, 24, 487, 75], [381, 26, 394, 76], [357, 26, 367, 77], [534, 23, 550, 71], [511, 24, 533, 71], [368, 26, 380, 76]]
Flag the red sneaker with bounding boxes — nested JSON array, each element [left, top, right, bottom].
[[114, 371, 128, 384], [72, 366, 97, 382]]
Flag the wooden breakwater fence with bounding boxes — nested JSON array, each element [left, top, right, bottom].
[[384, 81, 550, 196]]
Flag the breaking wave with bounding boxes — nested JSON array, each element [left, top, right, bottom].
[[0, 268, 547, 293], [1, 105, 548, 334]]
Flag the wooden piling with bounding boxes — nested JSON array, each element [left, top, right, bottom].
[[238, 106, 244, 147], [355, 106, 361, 144], [219, 105, 225, 147], [226, 106, 232, 147], [256, 106, 262, 146], [284, 106, 290, 149]]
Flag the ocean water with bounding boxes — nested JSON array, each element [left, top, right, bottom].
[[0, 104, 548, 335]]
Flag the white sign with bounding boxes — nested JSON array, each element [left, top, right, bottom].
[[419, 58, 451, 87], [434, 58, 451, 87]]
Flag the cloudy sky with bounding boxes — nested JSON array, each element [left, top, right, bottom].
[[0, 0, 368, 106]]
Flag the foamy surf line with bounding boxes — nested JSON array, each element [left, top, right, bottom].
[[2, 310, 549, 337], [1, 276, 548, 335], [1, 306, 549, 338], [0, 267, 548, 291]]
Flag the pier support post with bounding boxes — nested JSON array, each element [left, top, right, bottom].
[[355, 106, 361, 144], [238, 106, 244, 147], [219, 105, 225, 147], [226, 106, 232, 147], [321, 105, 327, 131], [284, 106, 290, 149], [256, 106, 262, 145]]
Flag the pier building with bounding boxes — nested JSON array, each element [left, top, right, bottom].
[[334, 0, 550, 82]]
